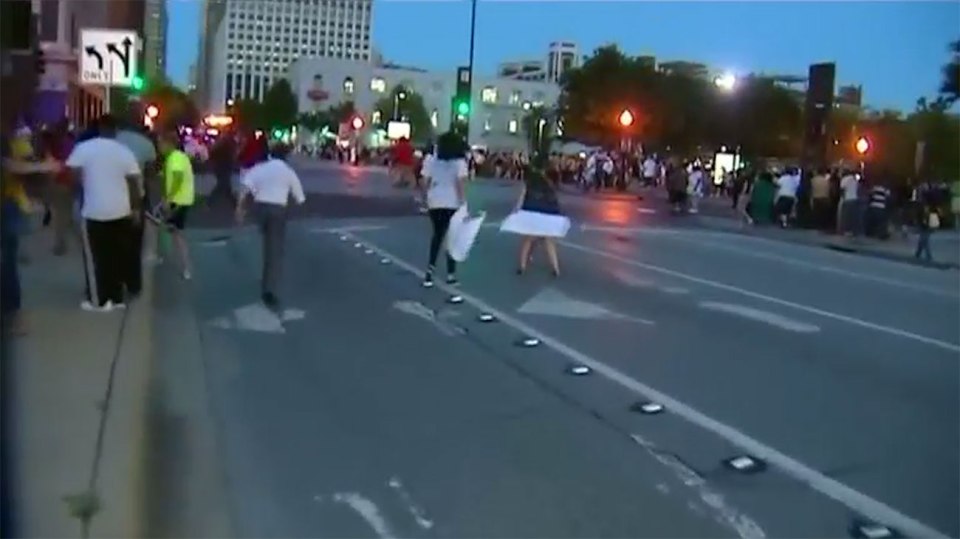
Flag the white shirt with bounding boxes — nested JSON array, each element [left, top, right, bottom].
[[840, 174, 860, 201], [643, 158, 657, 178], [66, 137, 141, 221], [776, 173, 800, 198], [687, 170, 704, 195], [241, 159, 306, 206], [423, 157, 467, 209]]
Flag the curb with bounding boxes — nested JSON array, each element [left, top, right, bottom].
[[85, 225, 157, 537]]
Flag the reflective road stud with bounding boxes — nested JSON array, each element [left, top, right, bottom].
[[448, 295, 464, 304], [630, 401, 664, 415], [850, 520, 898, 539], [380, 258, 391, 265], [364, 249, 374, 254], [566, 365, 591, 376], [722, 455, 766, 474], [478, 313, 496, 323], [518, 337, 541, 347], [354, 242, 363, 248]]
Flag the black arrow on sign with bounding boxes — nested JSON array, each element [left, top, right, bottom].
[[84, 46, 104, 71], [106, 37, 132, 78]]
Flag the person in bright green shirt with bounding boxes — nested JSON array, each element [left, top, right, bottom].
[[159, 131, 195, 280]]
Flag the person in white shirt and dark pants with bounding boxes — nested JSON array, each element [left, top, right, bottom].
[[235, 143, 306, 309], [65, 115, 143, 311]]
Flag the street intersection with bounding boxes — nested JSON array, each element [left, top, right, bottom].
[[157, 161, 960, 538]]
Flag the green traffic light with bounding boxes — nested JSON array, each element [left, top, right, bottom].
[[131, 76, 144, 91], [273, 129, 283, 139], [456, 101, 470, 115]]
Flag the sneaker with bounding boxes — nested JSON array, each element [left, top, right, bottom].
[[81, 300, 114, 313], [422, 273, 434, 288], [446, 274, 459, 286], [113, 302, 127, 310], [182, 270, 192, 280]]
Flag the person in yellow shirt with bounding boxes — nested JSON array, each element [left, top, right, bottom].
[[158, 131, 195, 280]]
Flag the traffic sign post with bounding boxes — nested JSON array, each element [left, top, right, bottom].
[[79, 29, 140, 113]]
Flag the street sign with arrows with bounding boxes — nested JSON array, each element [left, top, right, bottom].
[[79, 29, 139, 87]]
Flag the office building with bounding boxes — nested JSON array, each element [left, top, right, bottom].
[[143, 0, 167, 79], [288, 56, 561, 152], [202, 0, 374, 112], [498, 41, 580, 84]]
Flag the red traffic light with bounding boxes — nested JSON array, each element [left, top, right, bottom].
[[351, 116, 365, 130], [618, 109, 634, 127], [855, 136, 870, 155]]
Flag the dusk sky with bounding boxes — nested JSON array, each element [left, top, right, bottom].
[[166, 1, 959, 112]]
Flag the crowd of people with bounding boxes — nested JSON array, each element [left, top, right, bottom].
[[0, 117, 314, 335]]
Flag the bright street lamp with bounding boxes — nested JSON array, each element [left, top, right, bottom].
[[855, 136, 870, 155], [618, 109, 635, 127], [714, 73, 737, 91]]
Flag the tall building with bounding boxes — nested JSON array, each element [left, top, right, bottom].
[[498, 41, 580, 84], [546, 41, 578, 83], [143, 0, 167, 80], [201, 0, 374, 112]]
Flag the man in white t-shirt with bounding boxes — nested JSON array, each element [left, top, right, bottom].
[[642, 157, 657, 186], [66, 115, 143, 312], [774, 168, 801, 227], [235, 143, 306, 309], [838, 170, 861, 235]]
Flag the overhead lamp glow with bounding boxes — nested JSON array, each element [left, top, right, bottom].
[[714, 73, 737, 91]]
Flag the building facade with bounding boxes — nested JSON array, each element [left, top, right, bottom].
[[288, 57, 561, 151], [498, 41, 580, 84], [202, 0, 374, 112], [143, 0, 167, 80]]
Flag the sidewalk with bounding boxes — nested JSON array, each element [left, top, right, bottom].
[[3, 221, 155, 537]]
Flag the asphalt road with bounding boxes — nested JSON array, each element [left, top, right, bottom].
[[154, 161, 960, 538]]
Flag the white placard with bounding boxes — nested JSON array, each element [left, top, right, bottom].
[[387, 120, 411, 140], [79, 29, 139, 87]]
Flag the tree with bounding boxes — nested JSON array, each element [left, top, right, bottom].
[[521, 105, 553, 157], [372, 86, 433, 142], [233, 97, 264, 129], [327, 100, 357, 125], [297, 110, 333, 133], [138, 76, 199, 129], [261, 79, 298, 130], [939, 39, 960, 105]]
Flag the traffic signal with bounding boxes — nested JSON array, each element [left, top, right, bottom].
[[272, 128, 284, 139], [451, 66, 471, 135], [351, 115, 364, 130], [146, 105, 159, 119], [131, 75, 145, 92], [618, 109, 634, 127], [34, 47, 46, 75]]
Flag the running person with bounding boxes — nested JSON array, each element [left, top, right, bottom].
[[421, 132, 467, 288], [158, 131, 195, 280]]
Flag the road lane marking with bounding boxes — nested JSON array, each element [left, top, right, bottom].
[[518, 287, 654, 324], [387, 477, 435, 530], [558, 239, 960, 353], [652, 232, 958, 299], [637, 208, 657, 214], [205, 303, 307, 334], [613, 270, 690, 295], [332, 492, 396, 539], [393, 300, 465, 337], [699, 302, 820, 333], [310, 224, 389, 233], [632, 434, 766, 539], [351, 232, 950, 539]]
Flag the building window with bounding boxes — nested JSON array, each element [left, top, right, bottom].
[[509, 90, 522, 105], [370, 77, 386, 92], [430, 110, 438, 128], [481, 86, 498, 104], [508, 119, 518, 134], [372, 110, 382, 124], [343, 77, 355, 94]]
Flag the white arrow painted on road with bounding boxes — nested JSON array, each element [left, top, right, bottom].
[[637, 207, 657, 214], [206, 303, 306, 334], [331, 492, 397, 539], [517, 287, 653, 325], [698, 301, 820, 333], [393, 300, 465, 336]]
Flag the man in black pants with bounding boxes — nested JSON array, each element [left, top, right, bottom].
[[65, 115, 143, 311], [420, 132, 468, 288]]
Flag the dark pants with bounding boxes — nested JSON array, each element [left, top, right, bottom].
[[208, 168, 234, 206], [81, 217, 134, 307], [865, 207, 889, 239], [256, 202, 287, 299], [812, 198, 831, 230], [1, 202, 22, 314], [427, 208, 457, 275]]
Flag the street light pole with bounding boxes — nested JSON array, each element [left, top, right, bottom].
[[468, 0, 477, 76]]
